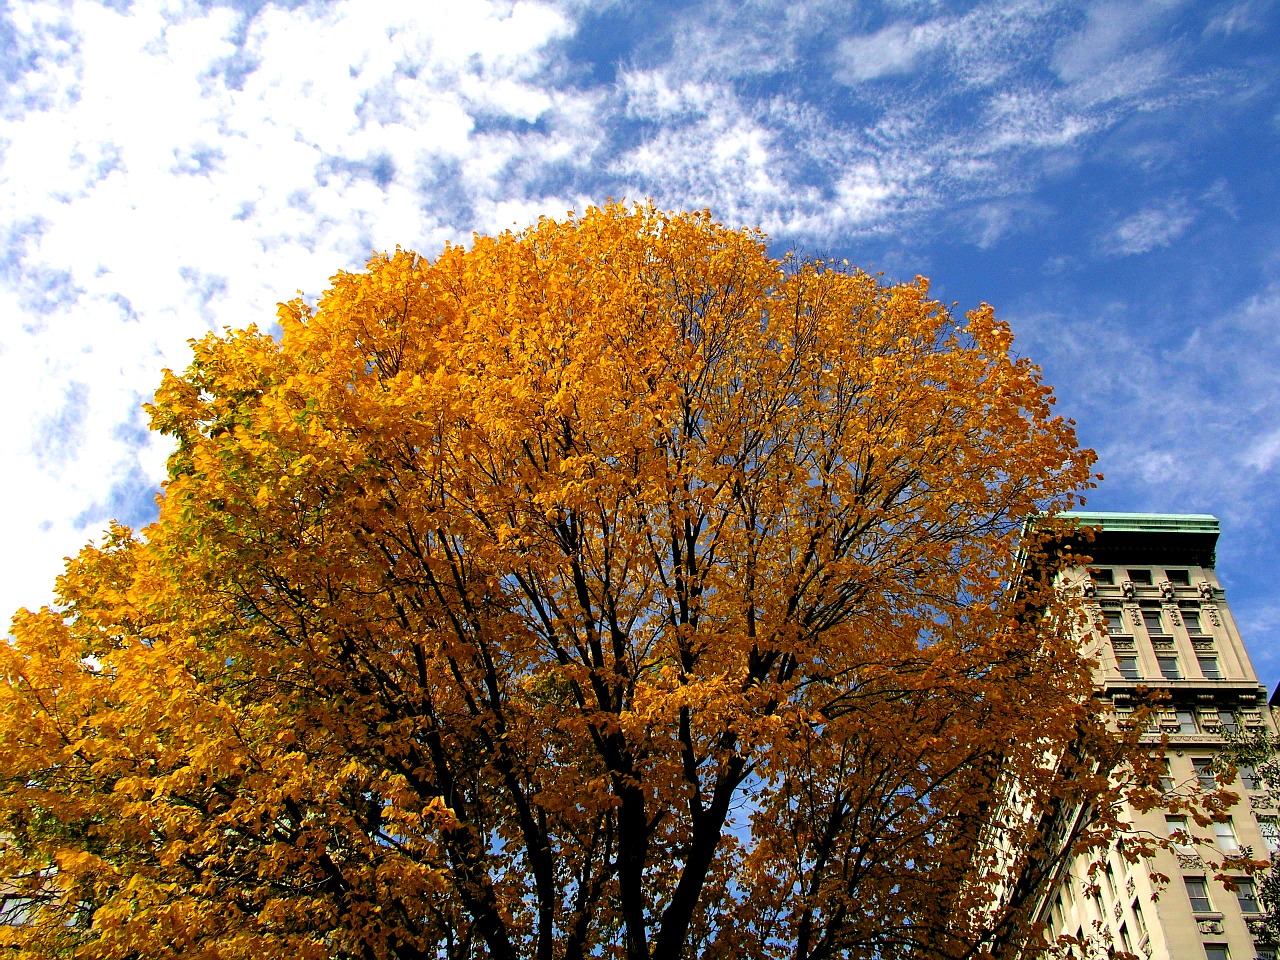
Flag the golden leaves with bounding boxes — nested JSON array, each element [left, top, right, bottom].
[[0, 203, 1128, 959]]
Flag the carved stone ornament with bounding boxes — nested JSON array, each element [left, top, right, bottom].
[[1083, 580, 1096, 597], [1123, 580, 1137, 599], [1159, 579, 1176, 601], [1207, 606, 1222, 626], [1114, 901, 1123, 921], [1249, 793, 1277, 812], [1176, 851, 1204, 868], [1129, 605, 1144, 626], [1198, 581, 1215, 600], [1112, 638, 1136, 651], [1151, 637, 1175, 651], [1197, 919, 1224, 935], [1164, 603, 1183, 626], [1192, 638, 1215, 652]]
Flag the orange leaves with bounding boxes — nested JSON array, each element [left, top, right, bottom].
[[0, 203, 1123, 959]]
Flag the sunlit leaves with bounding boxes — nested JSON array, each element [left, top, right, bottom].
[[0, 204, 1128, 959]]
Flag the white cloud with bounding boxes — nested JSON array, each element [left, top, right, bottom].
[[1007, 276, 1280, 544], [1244, 429, 1280, 472], [0, 0, 598, 623], [1050, 0, 1178, 83], [835, 21, 947, 82], [1103, 199, 1196, 255], [1203, 0, 1271, 36]]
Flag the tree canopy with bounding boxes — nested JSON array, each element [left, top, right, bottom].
[[1, 204, 1136, 959]]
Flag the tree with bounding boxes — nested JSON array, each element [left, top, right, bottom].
[[0, 203, 1134, 959], [1218, 731, 1280, 945]]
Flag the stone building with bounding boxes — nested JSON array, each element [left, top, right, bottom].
[[1037, 512, 1277, 960]]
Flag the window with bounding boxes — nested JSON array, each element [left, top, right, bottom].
[[1184, 608, 1203, 632], [1176, 709, 1198, 733], [1234, 878, 1260, 912], [1238, 765, 1263, 790], [1185, 876, 1213, 912], [1143, 608, 1165, 633], [1167, 816, 1194, 852], [1259, 817, 1280, 853], [1199, 656, 1222, 679], [1215, 819, 1240, 853], [1132, 898, 1148, 938], [1129, 569, 1153, 585], [1105, 609, 1126, 634], [1257, 949, 1277, 960], [1195, 758, 1218, 790], [1159, 759, 1174, 792], [1118, 923, 1133, 954], [1204, 947, 1230, 960], [1159, 656, 1182, 680], [1104, 861, 1117, 899], [0, 895, 34, 926], [1116, 655, 1139, 680], [1220, 709, 1239, 734], [1167, 569, 1190, 585], [1091, 567, 1115, 584]]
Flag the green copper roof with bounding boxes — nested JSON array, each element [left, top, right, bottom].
[[1063, 512, 1220, 535], [1058, 512, 1220, 567]]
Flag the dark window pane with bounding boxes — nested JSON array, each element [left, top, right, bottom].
[[1185, 877, 1212, 912], [1194, 759, 1216, 789]]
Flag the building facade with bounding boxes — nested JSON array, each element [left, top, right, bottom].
[[1038, 513, 1278, 960]]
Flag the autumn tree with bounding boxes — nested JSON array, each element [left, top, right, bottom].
[[0, 204, 1140, 959], [1218, 731, 1280, 943]]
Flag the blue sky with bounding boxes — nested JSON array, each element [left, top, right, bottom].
[[3, 0, 1279, 686]]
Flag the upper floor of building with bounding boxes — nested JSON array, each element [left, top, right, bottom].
[[1065, 512, 1270, 745]]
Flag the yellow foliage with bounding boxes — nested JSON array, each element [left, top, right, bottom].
[[0, 204, 1157, 959]]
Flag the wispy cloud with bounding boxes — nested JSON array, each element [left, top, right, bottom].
[[835, 21, 948, 82], [1204, 0, 1273, 36], [1103, 199, 1197, 254], [1011, 276, 1280, 534]]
